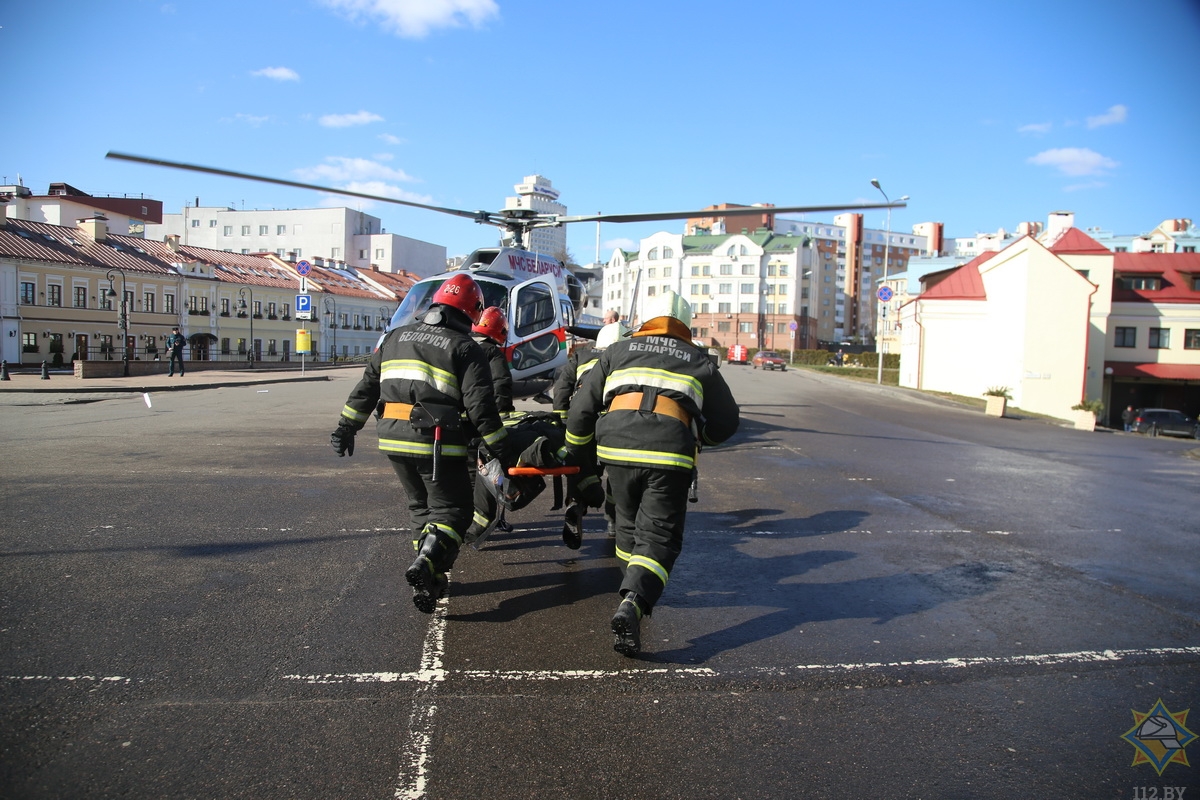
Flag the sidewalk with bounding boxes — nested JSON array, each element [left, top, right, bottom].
[[0, 365, 350, 394]]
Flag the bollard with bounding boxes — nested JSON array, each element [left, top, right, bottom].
[[0, 360, 9, 381], [41, 360, 50, 380]]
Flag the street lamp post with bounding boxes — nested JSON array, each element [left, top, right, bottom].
[[105, 268, 130, 377], [238, 287, 254, 367], [324, 297, 337, 362], [870, 180, 909, 385], [379, 306, 391, 332]]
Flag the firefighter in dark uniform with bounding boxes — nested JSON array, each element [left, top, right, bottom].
[[330, 273, 511, 613], [564, 291, 739, 656], [471, 306, 514, 415], [552, 338, 599, 420]]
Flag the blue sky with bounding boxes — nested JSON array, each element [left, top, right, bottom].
[[5, 0, 1199, 264]]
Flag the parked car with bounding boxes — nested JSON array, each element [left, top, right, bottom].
[[1131, 408, 1200, 438], [752, 350, 787, 371]]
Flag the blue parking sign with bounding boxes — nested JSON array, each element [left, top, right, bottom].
[[296, 295, 312, 313]]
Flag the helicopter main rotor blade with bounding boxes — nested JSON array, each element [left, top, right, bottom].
[[106, 151, 495, 224], [556, 202, 905, 226]]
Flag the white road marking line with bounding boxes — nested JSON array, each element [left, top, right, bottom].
[[280, 645, 1200, 685], [392, 587, 448, 800]]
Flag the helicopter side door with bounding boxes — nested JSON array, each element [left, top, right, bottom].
[[505, 276, 566, 382]]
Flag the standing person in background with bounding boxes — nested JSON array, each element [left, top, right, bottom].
[[603, 308, 619, 325], [330, 273, 512, 614], [1121, 405, 1136, 432], [165, 326, 186, 377], [564, 290, 740, 656]]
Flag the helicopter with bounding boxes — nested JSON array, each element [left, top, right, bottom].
[[105, 151, 906, 385]]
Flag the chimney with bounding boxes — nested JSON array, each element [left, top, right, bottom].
[[78, 215, 109, 242], [166, 234, 181, 252]]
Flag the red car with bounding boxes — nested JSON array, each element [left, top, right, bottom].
[[752, 350, 786, 371]]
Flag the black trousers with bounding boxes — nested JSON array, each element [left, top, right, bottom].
[[605, 464, 693, 613], [388, 454, 473, 566], [168, 351, 184, 375]]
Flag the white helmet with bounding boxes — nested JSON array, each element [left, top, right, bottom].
[[595, 321, 629, 350], [642, 289, 692, 326]]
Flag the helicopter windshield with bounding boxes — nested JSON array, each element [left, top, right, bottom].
[[389, 274, 510, 330]]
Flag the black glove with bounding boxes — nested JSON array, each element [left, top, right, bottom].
[[330, 422, 357, 457]]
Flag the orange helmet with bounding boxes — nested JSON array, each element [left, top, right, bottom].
[[472, 306, 509, 344], [431, 273, 485, 323]]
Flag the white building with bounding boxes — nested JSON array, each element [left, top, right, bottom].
[[503, 175, 566, 258], [147, 205, 446, 278]]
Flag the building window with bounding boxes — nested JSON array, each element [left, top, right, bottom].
[[20, 281, 35, 304], [375, 248, 385, 259], [22, 332, 37, 352], [720, 264, 732, 275], [740, 283, 754, 295], [241, 225, 251, 235], [223, 226, 233, 236], [143, 292, 155, 313], [74, 286, 87, 308], [331, 247, 341, 260], [1184, 329, 1200, 350], [663, 267, 672, 277], [1114, 327, 1136, 348], [221, 338, 231, 355], [165, 294, 176, 314], [739, 303, 754, 313], [222, 298, 231, 316], [1149, 328, 1170, 349], [191, 219, 200, 227], [47, 285, 62, 307], [257, 225, 267, 236], [268, 339, 277, 356], [1122, 276, 1162, 290], [663, 246, 674, 258], [209, 219, 218, 227], [277, 225, 287, 235], [738, 321, 753, 333], [718, 303, 731, 314]]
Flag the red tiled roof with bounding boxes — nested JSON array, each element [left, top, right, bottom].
[[1047, 227, 1109, 254], [1105, 361, 1200, 380], [0, 218, 175, 275], [920, 251, 995, 300], [1113, 252, 1200, 304]]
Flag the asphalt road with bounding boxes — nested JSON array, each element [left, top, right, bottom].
[[1, 367, 1198, 799]]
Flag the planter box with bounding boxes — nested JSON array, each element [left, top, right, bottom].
[[1073, 410, 1097, 431], [984, 395, 1007, 417]]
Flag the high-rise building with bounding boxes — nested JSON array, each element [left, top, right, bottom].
[[503, 175, 566, 258]]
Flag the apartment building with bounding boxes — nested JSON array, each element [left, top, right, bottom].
[[899, 225, 1200, 423], [147, 205, 446, 278], [0, 215, 402, 367], [502, 175, 567, 258]]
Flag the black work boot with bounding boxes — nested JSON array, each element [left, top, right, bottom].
[[405, 526, 455, 613], [562, 503, 583, 550], [611, 593, 644, 657]]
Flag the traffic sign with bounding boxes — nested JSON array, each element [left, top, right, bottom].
[[296, 294, 312, 314], [296, 260, 311, 276], [877, 286, 894, 302], [788, 321, 798, 331]]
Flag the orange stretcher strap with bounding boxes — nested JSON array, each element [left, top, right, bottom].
[[508, 466, 580, 476], [607, 391, 691, 426], [382, 402, 415, 420]]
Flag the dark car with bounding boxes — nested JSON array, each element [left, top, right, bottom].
[[1131, 408, 1200, 438], [751, 350, 786, 371]]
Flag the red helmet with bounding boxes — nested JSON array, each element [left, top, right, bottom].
[[472, 306, 509, 344], [431, 273, 485, 323]]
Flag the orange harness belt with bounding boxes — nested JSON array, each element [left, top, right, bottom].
[[382, 402, 415, 420], [607, 392, 691, 426]]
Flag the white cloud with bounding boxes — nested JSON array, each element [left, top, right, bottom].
[[295, 157, 434, 208], [319, 0, 499, 39], [1018, 122, 1052, 135], [252, 66, 300, 82], [233, 113, 270, 127], [1027, 147, 1118, 177], [379, 133, 405, 145], [603, 237, 638, 253], [1086, 104, 1127, 129], [318, 110, 385, 128]]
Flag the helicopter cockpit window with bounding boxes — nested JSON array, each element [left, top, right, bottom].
[[513, 282, 555, 337]]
